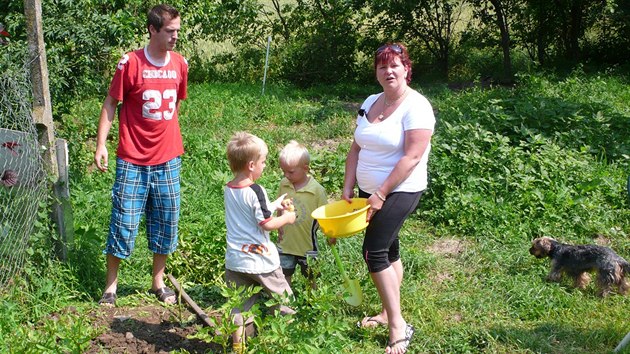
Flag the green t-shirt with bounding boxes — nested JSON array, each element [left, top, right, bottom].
[[277, 176, 328, 256]]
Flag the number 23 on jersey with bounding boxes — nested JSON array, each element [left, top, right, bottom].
[[142, 89, 177, 120]]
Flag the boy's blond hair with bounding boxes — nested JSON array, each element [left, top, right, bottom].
[[279, 140, 310, 167], [227, 131, 268, 173]]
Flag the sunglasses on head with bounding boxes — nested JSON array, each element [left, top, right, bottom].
[[376, 44, 402, 55]]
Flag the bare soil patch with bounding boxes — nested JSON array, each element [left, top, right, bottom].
[[427, 238, 466, 257], [432, 272, 454, 285], [426, 238, 467, 286], [86, 301, 221, 353], [310, 138, 345, 153]]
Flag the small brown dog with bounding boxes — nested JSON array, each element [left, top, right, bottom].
[[529, 236, 630, 297]]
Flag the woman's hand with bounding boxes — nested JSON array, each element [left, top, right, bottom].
[[366, 193, 384, 222]]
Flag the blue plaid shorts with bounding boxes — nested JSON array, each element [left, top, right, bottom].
[[105, 157, 181, 259]]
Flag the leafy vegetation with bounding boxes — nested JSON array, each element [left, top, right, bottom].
[[1, 70, 629, 352], [3, 0, 630, 119]]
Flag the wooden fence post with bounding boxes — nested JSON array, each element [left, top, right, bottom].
[[53, 138, 73, 260], [24, 0, 56, 176], [24, 0, 73, 260]]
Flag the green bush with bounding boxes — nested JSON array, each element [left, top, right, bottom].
[[423, 71, 629, 241]]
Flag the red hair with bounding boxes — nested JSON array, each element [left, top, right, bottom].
[[374, 42, 412, 84]]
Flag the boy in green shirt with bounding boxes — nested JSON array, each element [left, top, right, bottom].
[[276, 140, 328, 288]]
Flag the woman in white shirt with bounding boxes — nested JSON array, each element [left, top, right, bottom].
[[342, 42, 435, 354]]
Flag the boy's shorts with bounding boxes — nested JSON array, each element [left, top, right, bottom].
[[279, 251, 318, 278], [105, 157, 181, 259], [225, 267, 295, 326]]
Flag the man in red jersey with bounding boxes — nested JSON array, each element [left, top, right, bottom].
[[94, 4, 188, 307]]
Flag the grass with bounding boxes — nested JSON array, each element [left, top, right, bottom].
[[0, 71, 629, 353]]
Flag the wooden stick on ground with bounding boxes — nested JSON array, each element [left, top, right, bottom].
[[167, 273, 215, 327]]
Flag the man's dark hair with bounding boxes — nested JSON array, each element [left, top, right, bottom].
[[147, 4, 180, 37]]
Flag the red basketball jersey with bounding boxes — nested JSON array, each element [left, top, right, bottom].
[[109, 48, 188, 165]]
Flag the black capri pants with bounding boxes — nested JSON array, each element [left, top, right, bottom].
[[359, 189, 423, 273]]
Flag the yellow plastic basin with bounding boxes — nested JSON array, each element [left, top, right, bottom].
[[311, 198, 369, 238]]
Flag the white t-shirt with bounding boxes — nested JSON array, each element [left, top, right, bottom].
[[224, 183, 280, 274], [355, 89, 435, 193]]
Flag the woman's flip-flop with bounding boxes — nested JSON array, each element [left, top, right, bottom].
[[356, 315, 388, 328], [386, 324, 415, 354]]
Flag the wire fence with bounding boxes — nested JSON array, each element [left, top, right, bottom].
[[0, 59, 48, 289]]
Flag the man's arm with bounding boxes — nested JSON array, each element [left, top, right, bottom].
[[94, 94, 118, 172]]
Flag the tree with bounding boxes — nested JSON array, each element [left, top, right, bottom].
[[362, 0, 468, 79], [589, 0, 630, 63], [194, 0, 361, 85], [468, 0, 522, 82], [515, 0, 608, 64], [277, 0, 360, 85], [511, 0, 555, 65]]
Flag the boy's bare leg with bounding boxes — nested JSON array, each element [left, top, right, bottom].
[[232, 324, 245, 344], [232, 314, 246, 353]]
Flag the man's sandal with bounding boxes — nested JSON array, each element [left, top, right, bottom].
[[150, 286, 177, 304], [98, 292, 116, 307]]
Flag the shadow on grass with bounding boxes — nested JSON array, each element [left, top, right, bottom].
[[489, 322, 623, 353], [70, 223, 164, 302]]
